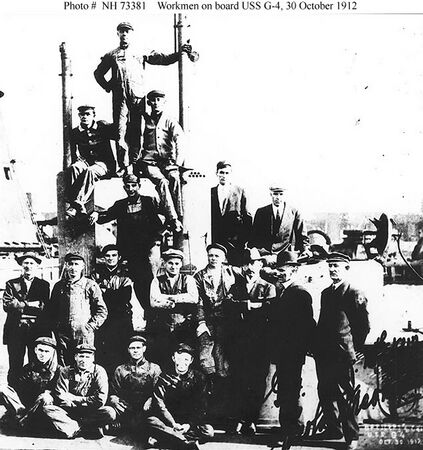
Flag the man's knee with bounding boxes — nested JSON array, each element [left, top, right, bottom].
[[99, 406, 117, 422]]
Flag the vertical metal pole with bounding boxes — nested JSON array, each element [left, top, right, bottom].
[[176, 14, 184, 129], [60, 42, 72, 170]]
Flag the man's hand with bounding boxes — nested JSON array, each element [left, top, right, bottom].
[[89, 212, 99, 225], [180, 43, 192, 54], [109, 395, 129, 414], [37, 391, 54, 406], [59, 392, 79, 408], [174, 423, 191, 433]]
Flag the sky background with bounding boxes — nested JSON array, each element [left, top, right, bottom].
[[1, 2, 423, 219]]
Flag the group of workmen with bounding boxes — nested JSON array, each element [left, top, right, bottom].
[[0, 21, 371, 450]]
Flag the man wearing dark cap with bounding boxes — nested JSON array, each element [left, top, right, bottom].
[[251, 184, 310, 257], [66, 105, 116, 218], [2, 252, 50, 386], [313, 253, 370, 450], [226, 248, 275, 435], [148, 248, 198, 366], [147, 343, 213, 450], [263, 250, 315, 449], [107, 335, 161, 437], [42, 344, 115, 439], [43, 253, 107, 366], [91, 244, 133, 376], [0, 336, 59, 430], [89, 175, 177, 318], [94, 22, 192, 174], [135, 90, 186, 225], [194, 243, 239, 385], [211, 161, 252, 266]]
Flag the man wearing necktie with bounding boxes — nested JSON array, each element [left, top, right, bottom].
[[2, 253, 50, 387], [265, 250, 315, 449], [210, 161, 252, 266], [250, 184, 310, 258], [313, 253, 370, 450]]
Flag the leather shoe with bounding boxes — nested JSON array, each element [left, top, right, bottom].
[[240, 422, 256, 435]]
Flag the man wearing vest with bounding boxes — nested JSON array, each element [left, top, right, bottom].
[[3, 252, 50, 387], [135, 90, 186, 227], [313, 253, 370, 450], [148, 249, 198, 367], [43, 253, 108, 366], [107, 335, 161, 440]]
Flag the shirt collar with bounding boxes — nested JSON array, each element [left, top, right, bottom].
[[78, 121, 98, 132]]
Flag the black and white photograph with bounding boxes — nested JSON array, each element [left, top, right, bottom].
[[0, 1, 423, 449]]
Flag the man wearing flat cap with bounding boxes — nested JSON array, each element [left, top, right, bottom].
[[2, 252, 50, 386], [0, 336, 59, 431], [264, 250, 315, 448], [90, 174, 177, 319], [92, 244, 134, 376], [135, 90, 186, 228], [211, 161, 252, 266], [148, 248, 198, 366], [107, 335, 161, 438], [66, 105, 116, 218], [147, 343, 213, 449], [313, 253, 370, 450], [43, 253, 107, 366], [94, 22, 193, 174], [42, 344, 115, 439], [226, 248, 275, 435], [250, 184, 310, 257]]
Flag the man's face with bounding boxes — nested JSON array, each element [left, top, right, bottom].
[[164, 258, 182, 277], [275, 265, 297, 283], [246, 259, 263, 276], [328, 261, 349, 283], [128, 342, 146, 361], [104, 250, 119, 268], [34, 344, 54, 364], [173, 352, 193, 375], [270, 191, 285, 207], [123, 181, 140, 197], [66, 260, 85, 279], [78, 110, 95, 128], [118, 28, 133, 46], [207, 249, 226, 268], [418, 229, 423, 238], [21, 258, 38, 279], [75, 352, 95, 371], [216, 167, 232, 186], [149, 96, 165, 115]]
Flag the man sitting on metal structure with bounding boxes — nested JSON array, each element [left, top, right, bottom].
[[147, 343, 214, 450], [90, 174, 179, 321], [250, 184, 310, 258], [94, 22, 192, 175], [226, 248, 275, 436], [148, 249, 198, 367], [211, 161, 252, 266], [265, 250, 315, 450], [42, 344, 115, 439], [2, 252, 50, 387], [66, 105, 116, 219], [0, 336, 59, 431], [107, 335, 161, 439], [135, 90, 186, 226], [91, 244, 134, 377], [43, 253, 107, 366], [313, 252, 370, 450]]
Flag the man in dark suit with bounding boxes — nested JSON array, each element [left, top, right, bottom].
[[211, 161, 252, 265], [265, 250, 315, 449], [313, 253, 370, 450], [250, 184, 310, 256], [2, 252, 50, 387]]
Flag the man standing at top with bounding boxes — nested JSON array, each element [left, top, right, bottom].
[[94, 22, 192, 174], [313, 253, 370, 450], [3, 252, 50, 386], [43, 253, 108, 366], [211, 161, 252, 266], [250, 184, 310, 257], [135, 90, 186, 223], [66, 105, 116, 218]]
